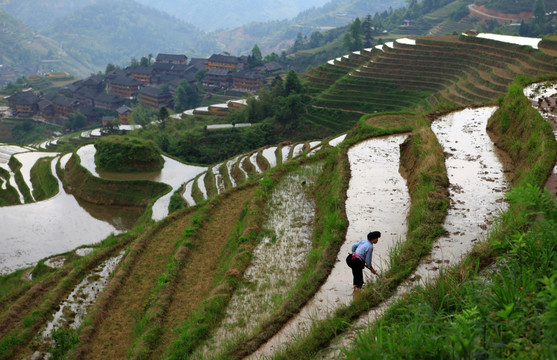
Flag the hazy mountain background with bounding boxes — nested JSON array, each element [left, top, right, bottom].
[[133, 0, 333, 31], [0, 0, 407, 78]]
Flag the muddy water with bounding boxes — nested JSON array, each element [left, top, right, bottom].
[[251, 135, 409, 359], [34, 251, 125, 359], [196, 163, 323, 359], [77, 144, 206, 220], [322, 107, 511, 358], [0, 157, 130, 275]]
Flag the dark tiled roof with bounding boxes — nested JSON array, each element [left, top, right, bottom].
[[139, 86, 171, 98], [264, 62, 282, 72], [206, 68, 231, 76], [8, 91, 39, 105], [232, 71, 265, 80], [83, 75, 104, 86], [110, 77, 143, 87], [116, 105, 133, 114], [156, 53, 188, 63], [188, 58, 208, 70], [94, 93, 123, 104], [209, 54, 240, 64], [133, 66, 155, 75], [38, 99, 53, 110], [52, 96, 79, 107]]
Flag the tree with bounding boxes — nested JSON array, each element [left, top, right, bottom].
[[533, 0, 546, 32], [362, 15, 374, 48], [130, 57, 139, 70], [140, 56, 150, 67], [158, 106, 169, 129], [66, 111, 87, 131], [251, 44, 263, 63], [293, 32, 304, 52], [105, 63, 117, 75], [174, 80, 200, 113], [284, 70, 303, 96]]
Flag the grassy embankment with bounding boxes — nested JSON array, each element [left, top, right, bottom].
[[160, 155, 334, 360], [0, 166, 20, 205], [94, 136, 164, 173], [59, 151, 170, 207], [0, 230, 141, 360], [267, 110, 448, 359], [7, 156, 32, 203], [345, 78, 557, 358], [30, 157, 59, 201]]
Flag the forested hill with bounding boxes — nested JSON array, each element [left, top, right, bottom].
[[41, 0, 218, 74], [0, 10, 93, 78], [133, 0, 331, 32], [0, 0, 219, 78]]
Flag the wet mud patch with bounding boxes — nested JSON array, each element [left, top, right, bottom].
[[252, 135, 409, 358], [323, 107, 511, 358], [192, 163, 323, 358], [33, 252, 125, 359], [150, 187, 257, 359], [84, 213, 195, 359]]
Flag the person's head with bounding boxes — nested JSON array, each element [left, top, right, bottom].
[[367, 231, 381, 244]]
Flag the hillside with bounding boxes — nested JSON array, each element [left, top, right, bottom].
[[0, 11, 94, 80], [42, 0, 218, 74], [0, 32, 556, 359], [134, 0, 331, 32]]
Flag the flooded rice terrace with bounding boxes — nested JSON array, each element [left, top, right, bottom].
[[197, 163, 323, 359], [252, 134, 410, 358], [322, 107, 511, 358], [0, 144, 205, 274]]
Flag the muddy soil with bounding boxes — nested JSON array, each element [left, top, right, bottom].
[[196, 164, 322, 359], [251, 135, 409, 358], [322, 107, 512, 358]]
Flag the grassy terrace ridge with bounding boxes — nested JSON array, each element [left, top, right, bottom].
[[307, 35, 557, 119], [2, 35, 557, 359], [30, 157, 59, 201], [344, 77, 557, 359], [59, 150, 171, 207], [94, 136, 164, 173]]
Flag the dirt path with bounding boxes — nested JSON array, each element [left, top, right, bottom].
[[150, 187, 255, 359], [84, 213, 194, 359], [468, 4, 531, 22]]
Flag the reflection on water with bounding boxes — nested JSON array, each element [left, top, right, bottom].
[[251, 134, 409, 358], [77, 144, 207, 220], [0, 157, 141, 275]]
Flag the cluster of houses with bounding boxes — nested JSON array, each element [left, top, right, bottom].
[[5, 53, 282, 127]]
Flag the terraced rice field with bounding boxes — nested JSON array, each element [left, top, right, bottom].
[[1, 34, 556, 360]]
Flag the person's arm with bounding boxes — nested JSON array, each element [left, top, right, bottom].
[[366, 248, 377, 274], [351, 241, 359, 253]]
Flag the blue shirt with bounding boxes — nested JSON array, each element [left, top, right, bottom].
[[352, 239, 373, 267]]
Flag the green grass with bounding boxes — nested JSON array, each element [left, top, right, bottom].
[[30, 157, 59, 201], [346, 184, 557, 359], [8, 156, 32, 203]]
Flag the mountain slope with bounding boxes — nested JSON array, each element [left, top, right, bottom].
[[134, 0, 332, 31], [0, 10, 93, 77], [42, 0, 219, 74]]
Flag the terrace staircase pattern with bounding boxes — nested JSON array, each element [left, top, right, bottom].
[[303, 35, 556, 117]]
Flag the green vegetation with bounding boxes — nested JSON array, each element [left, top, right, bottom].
[[30, 157, 59, 201], [8, 156, 32, 203], [488, 77, 557, 186], [0, 166, 20, 206], [0, 118, 61, 145], [60, 150, 170, 206], [94, 136, 164, 173]]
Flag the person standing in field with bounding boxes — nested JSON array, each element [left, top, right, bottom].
[[346, 231, 380, 293]]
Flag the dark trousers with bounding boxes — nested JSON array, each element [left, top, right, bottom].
[[346, 254, 365, 288]]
